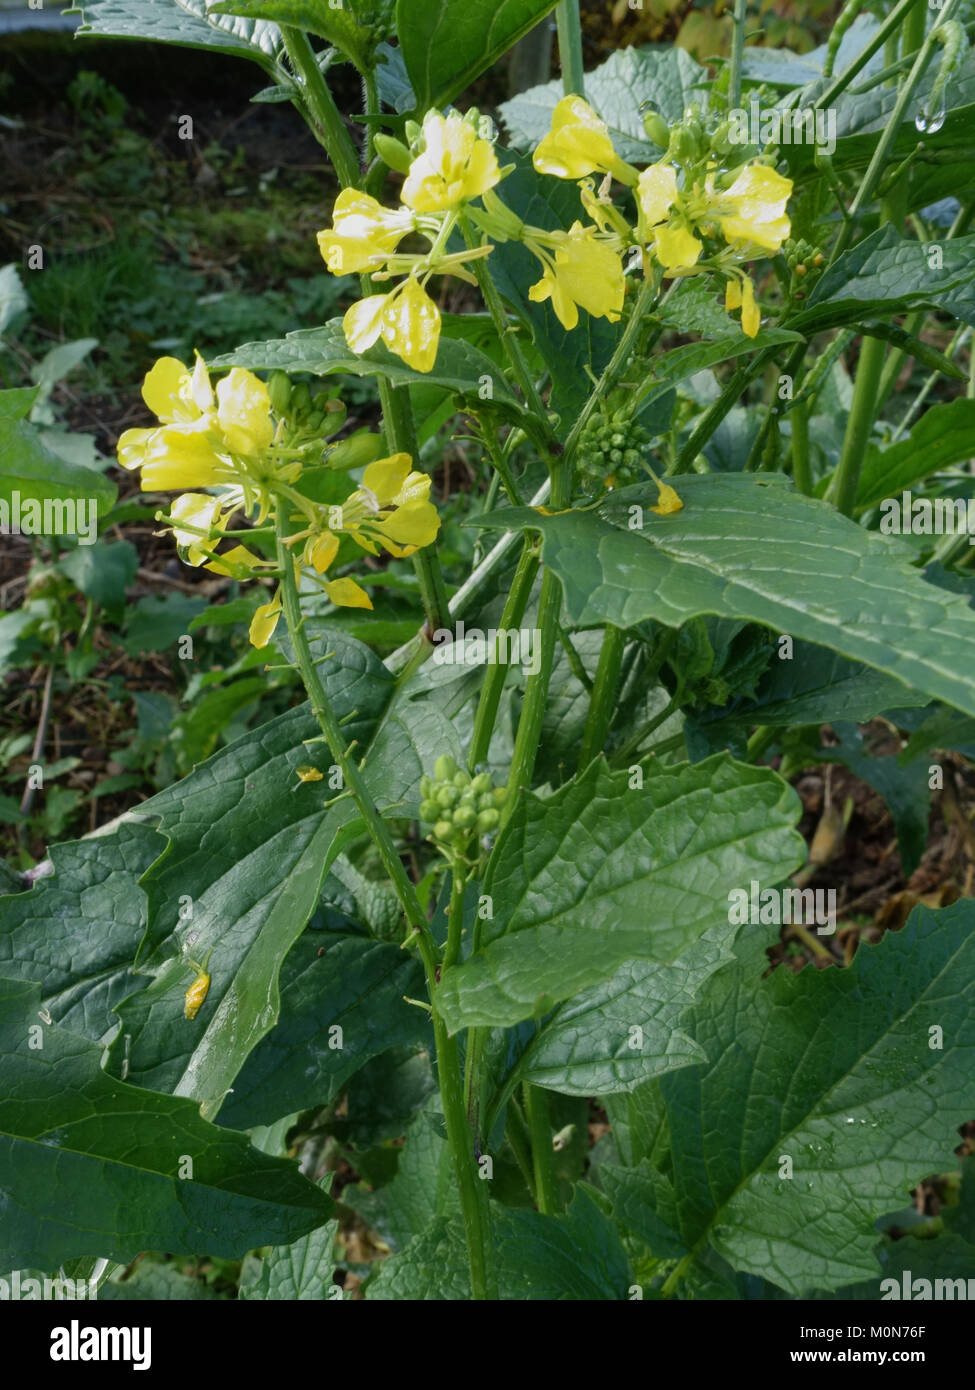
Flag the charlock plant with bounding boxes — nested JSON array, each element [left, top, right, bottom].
[[3, 0, 975, 1309]]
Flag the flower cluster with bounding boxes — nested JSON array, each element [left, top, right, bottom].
[[316, 95, 793, 370], [419, 755, 507, 854], [118, 353, 440, 647]]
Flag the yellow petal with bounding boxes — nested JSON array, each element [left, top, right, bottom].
[[344, 294, 388, 356], [376, 498, 441, 549], [216, 368, 273, 456], [309, 530, 340, 574], [362, 453, 413, 504], [249, 598, 282, 648], [716, 163, 793, 252], [392, 470, 432, 507], [725, 279, 743, 312], [188, 351, 214, 413], [324, 577, 374, 610], [741, 276, 760, 338], [117, 427, 155, 471], [204, 544, 264, 577], [647, 466, 683, 516], [169, 492, 222, 560], [317, 188, 413, 273], [380, 277, 441, 374], [637, 162, 678, 227], [138, 424, 225, 491], [529, 266, 578, 331], [653, 222, 703, 273], [142, 357, 195, 424], [295, 765, 324, 782], [533, 95, 617, 180]]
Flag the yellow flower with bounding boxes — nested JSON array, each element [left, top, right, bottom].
[[134, 424, 227, 492], [637, 162, 702, 272], [141, 353, 213, 424], [725, 276, 761, 338], [714, 164, 792, 253], [401, 111, 501, 213], [527, 222, 626, 331], [317, 188, 414, 274], [637, 162, 679, 227], [216, 368, 274, 456], [249, 597, 282, 649], [343, 276, 441, 374], [168, 492, 224, 565], [533, 96, 636, 186], [337, 453, 441, 557]]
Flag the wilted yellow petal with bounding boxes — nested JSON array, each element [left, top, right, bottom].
[[344, 294, 387, 356], [249, 598, 282, 648], [324, 577, 373, 609], [380, 277, 441, 374], [295, 765, 324, 782], [648, 466, 683, 516]]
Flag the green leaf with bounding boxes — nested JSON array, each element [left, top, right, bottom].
[[0, 823, 163, 1041], [499, 45, 707, 162], [435, 754, 804, 1031], [821, 723, 930, 877], [397, 0, 560, 112], [790, 226, 975, 334], [99, 1261, 221, 1299], [347, 1107, 455, 1252], [209, 0, 382, 70], [648, 901, 975, 1294], [854, 399, 975, 512], [0, 387, 39, 421], [69, 0, 284, 70], [473, 474, 975, 720], [504, 927, 732, 1099], [58, 539, 138, 609], [212, 318, 520, 414], [109, 636, 458, 1119], [239, 1186, 341, 1299], [633, 329, 803, 414], [367, 1187, 629, 1299], [0, 417, 116, 516], [123, 593, 209, 654], [218, 932, 428, 1130], [0, 977, 333, 1271]]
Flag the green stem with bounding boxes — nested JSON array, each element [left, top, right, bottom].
[[578, 624, 625, 770], [505, 1096, 537, 1200], [443, 860, 466, 970], [610, 690, 682, 767], [555, 0, 585, 97], [791, 395, 812, 495], [468, 538, 540, 769], [502, 566, 561, 823], [815, 0, 926, 110], [280, 27, 360, 189], [673, 347, 779, 473], [523, 1082, 558, 1214], [277, 512, 492, 1298], [727, 0, 749, 110]]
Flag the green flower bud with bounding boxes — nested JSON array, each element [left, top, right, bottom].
[[642, 108, 670, 149], [434, 755, 457, 781], [327, 431, 385, 471], [420, 799, 440, 821], [437, 785, 459, 808], [453, 805, 477, 829], [404, 118, 422, 148], [477, 808, 500, 832], [492, 787, 507, 808], [453, 770, 471, 789], [290, 382, 311, 418], [267, 370, 292, 416], [434, 819, 453, 840], [373, 132, 413, 174], [471, 772, 492, 794], [420, 775, 433, 798]]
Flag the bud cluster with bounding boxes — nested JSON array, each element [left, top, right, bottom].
[[419, 755, 507, 851], [576, 409, 653, 492]]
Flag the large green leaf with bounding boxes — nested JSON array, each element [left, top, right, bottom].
[[499, 45, 708, 162], [239, 1185, 341, 1299], [209, 0, 388, 70], [789, 226, 975, 335], [69, 0, 284, 69], [435, 754, 804, 1032], [0, 978, 332, 1271], [0, 822, 162, 1041], [397, 0, 560, 112], [643, 902, 975, 1294], [212, 319, 521, 414], [218, 931, 428, 1129], [106, 631, 459, 1120], [473, 474, 975, 719], [0, 416, 116, 515], [854, 399, 975, 512]]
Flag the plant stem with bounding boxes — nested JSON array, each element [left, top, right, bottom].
[[555, 1, 585, 97], [578, 624, 625, 770], [502, 566, 561, 823], [564, 277, 659, 464], [280, 27, 360, 189], [727, 0, 749, 110], [276, 512, 493, 1298], [468, 537, 540, 769], [522, 1082, 558, 1214], [443, 860, 466, 970], [791, 394, 812, 495], [814, 0, 926, 110]]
